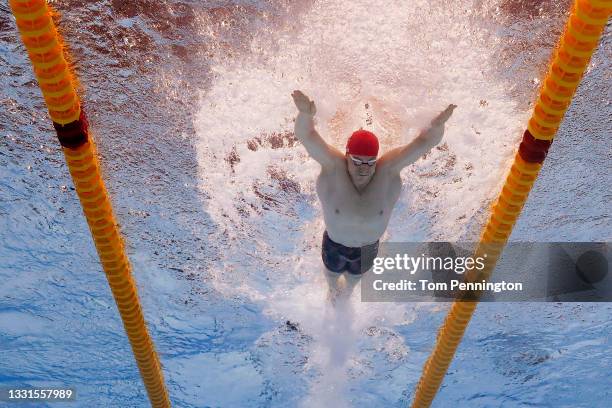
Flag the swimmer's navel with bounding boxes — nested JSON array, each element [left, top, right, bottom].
[[335, 208, 340, 214], [379, 210, 383, 215]]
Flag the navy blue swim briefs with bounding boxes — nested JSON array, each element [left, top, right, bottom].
[[321, 230, 379, 275]]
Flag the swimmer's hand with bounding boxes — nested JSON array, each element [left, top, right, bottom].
[[432, 104, 457, 126], [426, 104, 457, 146], [292, 90, 317, 115], [381, 104, 457, 173]]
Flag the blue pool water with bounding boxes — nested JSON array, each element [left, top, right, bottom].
[[1, 1, 610, 407]]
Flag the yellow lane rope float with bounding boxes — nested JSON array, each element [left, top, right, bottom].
[[9, 1, 171, 406], [411, 1, 611, 406]]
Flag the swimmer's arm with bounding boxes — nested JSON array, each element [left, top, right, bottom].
[[292, 90, 343, 168], [379, 104, 457, 174]]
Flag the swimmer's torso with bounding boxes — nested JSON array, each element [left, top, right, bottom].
[[316, 158, 402, 247]]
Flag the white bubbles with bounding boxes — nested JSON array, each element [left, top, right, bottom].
[[196, 0, 529, 248], [192, 0, 535, 402]]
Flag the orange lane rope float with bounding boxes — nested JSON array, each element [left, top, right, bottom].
[[9, 1, 171, 407], [411, 0, 611, 407]]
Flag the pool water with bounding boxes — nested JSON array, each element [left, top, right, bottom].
[[1, 1, 610, 406]]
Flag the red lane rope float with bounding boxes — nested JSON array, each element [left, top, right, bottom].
[[411, 1, 610, 406], [9, 1, 172, 407]]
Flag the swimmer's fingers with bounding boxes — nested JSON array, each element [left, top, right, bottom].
[[292, 90, 315, 114], [292, 90, 309, 102], [291, 90, 308, 107], [432, 104, 456, 126], [443, 104, 456, 121], [444, 104, 457, 115], [292, 90, 306, 100]]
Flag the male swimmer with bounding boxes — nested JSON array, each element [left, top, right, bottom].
[[291, 90, 456, 302]]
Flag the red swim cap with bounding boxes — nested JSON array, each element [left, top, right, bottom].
[[346, 130, 379, 156]]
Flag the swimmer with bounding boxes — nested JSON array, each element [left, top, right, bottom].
[[291, 90, 456, 303]]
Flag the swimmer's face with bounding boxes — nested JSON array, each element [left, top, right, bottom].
[[346, 154, 376, 185]]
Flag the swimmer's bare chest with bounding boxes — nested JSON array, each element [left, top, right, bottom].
[[316, 162, 402, 246]]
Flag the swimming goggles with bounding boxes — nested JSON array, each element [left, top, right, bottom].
[[349, 155, 377, 166]]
